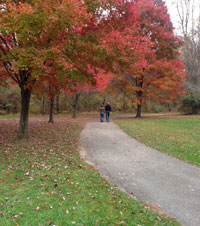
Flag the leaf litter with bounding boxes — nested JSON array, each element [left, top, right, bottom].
[[0, 116, 179, 225]]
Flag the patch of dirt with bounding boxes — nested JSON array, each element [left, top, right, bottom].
[[143, 201, 173, 219]]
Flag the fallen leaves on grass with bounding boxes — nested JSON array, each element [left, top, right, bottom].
[[0, 116, 179, 226]]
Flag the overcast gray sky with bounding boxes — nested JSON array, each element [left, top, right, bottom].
[[164, 0, 179, 28], [164, 0, 199, 33]]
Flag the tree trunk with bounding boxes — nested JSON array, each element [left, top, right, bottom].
[[17, 88, 31, 139], [72, 94, 80, 118], [103, 97, 106, 106], [135, 77, 143, 118], [73, 105, 77, 118], [136, 104, 142, 118], [48, 96, 55, 123], [56, 94, 60, 114]]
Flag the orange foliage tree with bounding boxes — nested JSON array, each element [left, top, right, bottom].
[[0, 0, 98, 138]]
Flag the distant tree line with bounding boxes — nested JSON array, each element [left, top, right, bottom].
[[175, 0, 200, 114]]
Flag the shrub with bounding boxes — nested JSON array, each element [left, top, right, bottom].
[[179, 93, 200, 114], [152, 105, 162, 113], [0, 110, 7, 115], [29, 100, 41, 114]]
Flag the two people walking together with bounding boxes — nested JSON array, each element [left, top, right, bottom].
[[100, 102, 112, 122]]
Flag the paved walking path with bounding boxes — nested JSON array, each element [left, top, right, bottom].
[[80, 122, 200, 226]]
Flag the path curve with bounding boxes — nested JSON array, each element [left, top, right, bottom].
[[80, 122, 200, 226]]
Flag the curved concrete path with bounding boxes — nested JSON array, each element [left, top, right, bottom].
[[80, 122, 200, 226]]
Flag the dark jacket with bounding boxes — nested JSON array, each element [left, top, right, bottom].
[[105, 104, 112, 112]]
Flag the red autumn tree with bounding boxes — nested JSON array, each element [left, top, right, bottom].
[[0, 0, 93, 138], [0, 0, 124, 135], [103, 0, 185, 117], [64, 68, 113, 118]]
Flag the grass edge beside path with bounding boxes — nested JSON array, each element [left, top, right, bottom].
[[114, 115, 200, 167]]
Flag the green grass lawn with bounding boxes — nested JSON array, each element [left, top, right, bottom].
[[115, 114, 200, 167], [0, 116, 179, 226]]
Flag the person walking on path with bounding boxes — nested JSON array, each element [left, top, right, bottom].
[[99, 104, 105, 122], [105, 102, 112, 122]]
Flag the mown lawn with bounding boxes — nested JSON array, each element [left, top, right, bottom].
[[0, 116, 179, 226], [115, 114, 200, 167]]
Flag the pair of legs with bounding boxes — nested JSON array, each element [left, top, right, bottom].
[[100, 112, 104, 122], [106, 111, 110, 122]]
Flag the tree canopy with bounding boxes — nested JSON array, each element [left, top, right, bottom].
[[0, 0, 185, 137]]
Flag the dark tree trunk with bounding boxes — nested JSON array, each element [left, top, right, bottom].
[[168, 104, 172, 112], [103, 97, 106, 106], [73, 105, 77, 118], [135, 78, 143, 118], [14, 104, 18, 114], [136, 104, 142, 118], [48, 96, 55, 123], [56, 94, 60, 114], [72, 94, 80, 118], [17, 88, 31, 139]]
